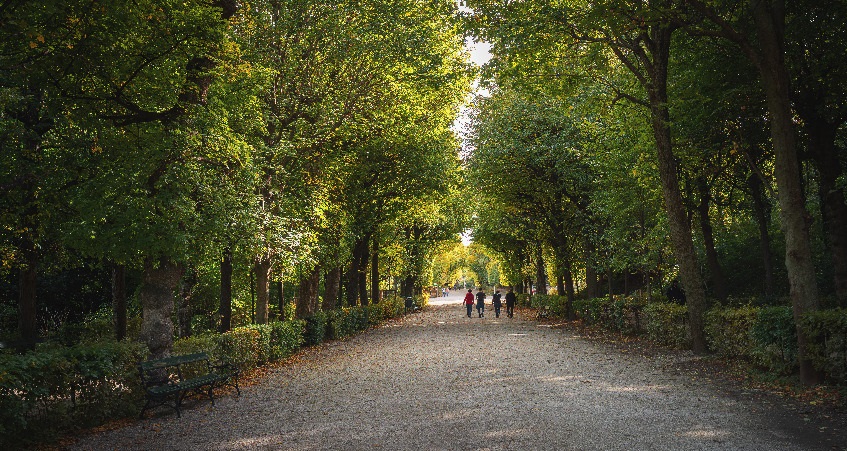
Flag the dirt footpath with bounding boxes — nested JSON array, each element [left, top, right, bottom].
[[70, 301, 845, 450]]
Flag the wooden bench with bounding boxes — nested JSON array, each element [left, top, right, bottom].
[[138, 352, 240, 418]]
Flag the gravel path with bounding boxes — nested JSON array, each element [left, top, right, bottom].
[[70, 295, 845, 450]]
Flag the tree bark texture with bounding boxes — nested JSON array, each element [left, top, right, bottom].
[[323, 266, 341, 311], [347, 236, 369, 306], [254, 257, 271, 324], [806, 121, 847, 305], [219, 249, 232, 332], [139, 258, 184, 359], [358, 237, 370, 306], [638, 24, 708, 354], [696, 177, 728, 301], [371, 236, 380, 303], [584, 236, 599, 299], [751, 0, 821, 384], [18, 247, 37, 346], [295, 266, 321, 318], [178, 268, 197, 338], [112, 263, 127, 341], [747, 173, 776, 296], [535, 243, 547, 295]]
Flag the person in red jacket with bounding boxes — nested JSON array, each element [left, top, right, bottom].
[[463, 289, 474, 318]]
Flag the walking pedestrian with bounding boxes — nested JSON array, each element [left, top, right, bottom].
[[505, 287, 516, 318], [475, 288, 486, 318], [492, 290, 502, 318], [463, 289, 474, 317]]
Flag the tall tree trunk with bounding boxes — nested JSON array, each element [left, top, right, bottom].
[[277, 281, 285, 316], [583, 236, 600, 299], [807, 121, 847, 305], [556, 273, 566, 297], [564, 263, 576, 320], [751, 0, 821, 384], [535, 243, 547, 295], [371, 235, 380, 303], [346, 251, 359, 307], [112, 263, 127, 341], [629, 24, 708, 354], [254, 256, 271, 324], [324, 266, 341, 311], [178, 268, 197, 338], [139, 258, 184, 359], [219, 249, 232, 332], [295, 266, 321, 318], [747, 173, 775, 296], [696, 177, 728, 301], [358, 236, 370, 306], [18, 245, 37, 347]]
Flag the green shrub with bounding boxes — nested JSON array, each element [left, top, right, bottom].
[[326, 309, 355, 340], [380, 295, 405, 318], [705, 305, 759, 359], [611, 296, 647, 333], [270, 320, 306, 360], [0, 341, 147, 448], [304, 311, 328, 346], [245, 324, 274, 364], [644, 302, 689, 349], [516, 293, 531, 307], [800, 308, 847, 383], [417, 294, 429, 309], [366, 305, 384, 327], [531, 294, 569, 317], [750, 306, 797, 375], [573, 297, 609, 325], [215, 327, 261, 371], [173, 334, 217, 356]]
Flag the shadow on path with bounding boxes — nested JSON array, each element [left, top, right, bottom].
[[70, 303, 845, 450]]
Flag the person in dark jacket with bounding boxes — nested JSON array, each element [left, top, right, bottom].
[[492, 290, 502, 318], [463, 289, 474, 317], [505, 288, 516, 318], [475, 289, 486, 318], [665, 279, 686, 305]]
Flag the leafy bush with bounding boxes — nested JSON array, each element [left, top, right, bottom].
[[643, 302, 689, 348], [704, 305, 759, 359], [215, 327, 261, 371], [751, 306, 797, 375], [611, 296, 647, 333], [800, 308, 847, 383], [573, 297, 609, 325], [417, 294, 429, 309], [270, 320, 306, 360], [516, 293, 531, 307], [326, 309, 356, 340], [0, 341, 147, 448], [304, 311, 328, 346], [531, 294, 569, 317], [380, 295, 405, 318], [245, 324, 274, 364]]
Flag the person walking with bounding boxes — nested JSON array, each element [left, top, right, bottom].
[[505, 287, 516, 318], [492, 290, 502, 318], [475, 288, 486, 318], [463, 289, 474, 317]]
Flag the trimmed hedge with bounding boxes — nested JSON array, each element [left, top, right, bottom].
[[533, 293, 845, 384], [800, 308, 847, 383], [531, 294, 569, 317], [0, 300, 408, 448], [0, 341, 148, 447], [704, 305, 759, 359], [641, 302, 690, 349]]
